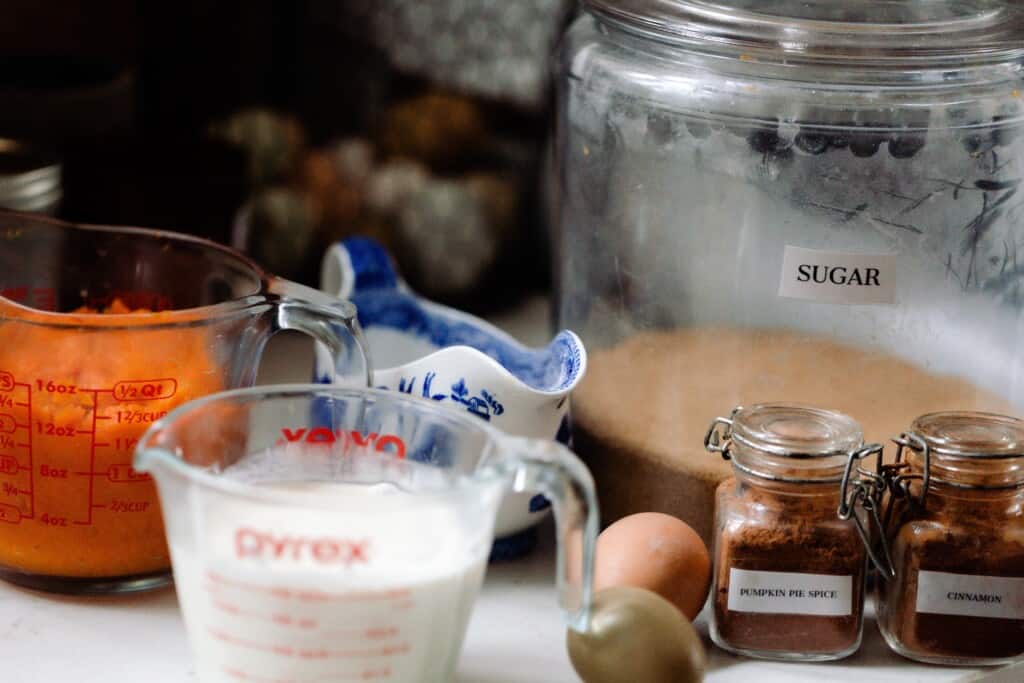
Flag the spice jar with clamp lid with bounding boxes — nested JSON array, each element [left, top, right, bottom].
[[704, 403, 881, 661], [868, 411, 1024, 666]]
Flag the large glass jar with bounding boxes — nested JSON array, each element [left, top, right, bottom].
[[554, 0, 1024, 542], [874, 411, 1024, 666]]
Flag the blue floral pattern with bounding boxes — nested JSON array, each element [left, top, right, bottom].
[[392, 372, 506, 422]]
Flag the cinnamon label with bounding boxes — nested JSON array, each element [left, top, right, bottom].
[[916, 571, 1024, 621], [727, 568, 853, 616]]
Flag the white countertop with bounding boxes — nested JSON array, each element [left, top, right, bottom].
[[0, 524, 999, 683], [0, 301, 1016, 682]]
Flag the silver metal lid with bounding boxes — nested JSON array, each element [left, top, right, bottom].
[[583, 0, 1024, 65], [0, 139, 62, 214]]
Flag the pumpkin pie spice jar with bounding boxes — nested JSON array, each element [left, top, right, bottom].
[[704, 404, 878, 661], [874, 411, 1024, 666]]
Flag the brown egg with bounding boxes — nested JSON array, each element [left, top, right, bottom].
[[594, 512, 711, 620], [568, 586, 706, 683]]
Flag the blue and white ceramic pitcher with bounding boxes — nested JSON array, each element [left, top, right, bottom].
[[316, 238, 587, 557]]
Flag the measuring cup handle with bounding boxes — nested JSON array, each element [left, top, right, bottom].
[[265, 277, 373, 387], [504, 436, 599, 633]]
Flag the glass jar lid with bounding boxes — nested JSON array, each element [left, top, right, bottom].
[[730, 403, 863, 458], [911, 411, 1024, 458], [584, 0, 1024, 66], [707, 403, 865, 483], [901, 411, 1024, 488]]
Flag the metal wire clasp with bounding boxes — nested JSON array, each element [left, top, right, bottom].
[[889, 431, 931, 509], [704, 406, 743, 459], [837, 442, 895, 579]]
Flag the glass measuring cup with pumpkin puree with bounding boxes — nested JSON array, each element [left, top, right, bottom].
[[0, 214, 368, 593]]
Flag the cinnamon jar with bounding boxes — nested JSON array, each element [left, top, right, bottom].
[[872, 412, 1024, 666], [704, 404, 878, 661]]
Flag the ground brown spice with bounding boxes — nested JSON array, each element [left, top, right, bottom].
[[878, 490, 1024, 662], [712, 477, 866, 657]]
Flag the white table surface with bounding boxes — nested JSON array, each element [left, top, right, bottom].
[[0, 300, 1016, 682]]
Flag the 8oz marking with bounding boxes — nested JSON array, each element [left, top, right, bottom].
[[40, 464, 68, 478]]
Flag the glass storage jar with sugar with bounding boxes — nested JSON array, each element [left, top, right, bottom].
[[870, 411, 1024, 666], [704, 404, 880, 661], [555, 0, 1024, 546]]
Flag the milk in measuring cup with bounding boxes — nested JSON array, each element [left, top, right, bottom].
[[171, 476, 493, 683]]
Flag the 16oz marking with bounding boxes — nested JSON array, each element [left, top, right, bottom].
[[35, 380, 77, 395]]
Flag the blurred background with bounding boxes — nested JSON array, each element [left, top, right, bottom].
[[0, 0, 575, 313]]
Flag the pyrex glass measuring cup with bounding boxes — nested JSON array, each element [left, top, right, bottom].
[[0, 212, 369, 593], [134, 385, 597, 683]]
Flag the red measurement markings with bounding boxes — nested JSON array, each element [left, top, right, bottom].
[[73, 388, 105, 526], [112, 379, 177, 402], [105, 464, 151, 483], [211, 600, 318, 629], [0, 376, 35, 520], [0, 502, 21, 524], [209, 628, 410, 660], [205, 572, 412, 605], [223, 666, 392, 682], [0, 455, 18, 475], [20, 379, 32, 519], [32, 288, 55, 311], [0, 287, 27, 304], [0, 414, 16, 434], [209, 598, 404, 641]]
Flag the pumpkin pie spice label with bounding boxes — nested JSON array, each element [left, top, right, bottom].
[[727, 568, 854, 616], [916, 570, 1024, 621]]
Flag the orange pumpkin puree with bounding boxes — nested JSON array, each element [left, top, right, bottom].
[[0, 300, 224, 578]]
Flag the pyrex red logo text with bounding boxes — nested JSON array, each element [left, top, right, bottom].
[[279, 428, 407, 459], [235, 528, 370, 566]]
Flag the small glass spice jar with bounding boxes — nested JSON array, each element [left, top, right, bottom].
[[871, 412, 1024, 666], [704, 403, 880, 661]]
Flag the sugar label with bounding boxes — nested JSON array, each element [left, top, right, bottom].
[[916, 571, 1024, 620], [727, 568, 853, 616], [778, 246, 898, 305]]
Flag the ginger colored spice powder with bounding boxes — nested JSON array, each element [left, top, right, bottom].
[[712, 477, 867, 657], [0, 300, 224, 578]]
